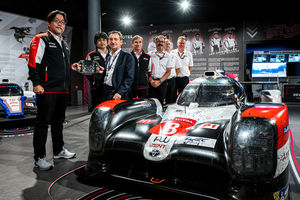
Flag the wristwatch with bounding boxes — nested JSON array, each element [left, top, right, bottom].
[[159, 79, 162, 84]]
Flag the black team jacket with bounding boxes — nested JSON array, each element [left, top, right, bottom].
[[28, 32, 70, 93], [130, 50, 152, 90]]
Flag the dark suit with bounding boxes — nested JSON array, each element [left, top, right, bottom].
[[103, 50, 135, 100]]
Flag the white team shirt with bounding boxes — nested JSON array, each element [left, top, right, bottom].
[[168, 53, 182, 79], [170, 49, 193, 77], [148, 50, 173, 79]]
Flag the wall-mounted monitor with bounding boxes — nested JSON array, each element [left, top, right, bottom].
[[252, 62, 287, 78], [288, 54, 300, 62]]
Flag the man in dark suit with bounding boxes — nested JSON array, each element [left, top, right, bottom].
[[103, 31, 135, 100]]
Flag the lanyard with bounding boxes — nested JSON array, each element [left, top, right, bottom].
[[177, 51, 185, 59], [107, 51, 120, 71], [155, 51, 165, 60]]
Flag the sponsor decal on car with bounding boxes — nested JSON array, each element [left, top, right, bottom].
[[136, 119, 157, 124], [25, 102, 34, 107], [176, 136, 217, 148], [275, 138, 290, 178], [273, 182, 289, 200], [199, 123, 220, 129], [143, 134, 175, 161], [283, 125, 289, 135]]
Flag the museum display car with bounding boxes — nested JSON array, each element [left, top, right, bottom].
[[0, 83, 36, 125], [76, 72, 290, 199]]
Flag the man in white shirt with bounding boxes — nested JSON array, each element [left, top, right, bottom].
[[210, 31, 222, 53], [165, 39, 181, 104], [148, 35, 172, 104], [171, 36, 193, 96]]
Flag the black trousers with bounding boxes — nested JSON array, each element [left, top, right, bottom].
[[33, 93, 68, 161], [176, 76, 189, 95], [149, 81, 168, 104], [166, 78, 176, 104], [132, 88, 149, 99]]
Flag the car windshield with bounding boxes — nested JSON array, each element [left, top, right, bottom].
[[177, 83, 235, 107], [0, 85, 23, 96]]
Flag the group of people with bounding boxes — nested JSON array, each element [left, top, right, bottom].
[[27, 10, 193, 171], [74, 31, 194, 110]]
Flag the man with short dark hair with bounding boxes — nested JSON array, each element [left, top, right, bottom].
[[85, 32, 109, 109], [28, 10, 75, 170], [102, 31, 135, 100], [131, 35, 152, 99]]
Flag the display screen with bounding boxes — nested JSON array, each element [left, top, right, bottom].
[[253, 54, 267, 63], [252, 62, 287, 77], [288, 54, 300, 62], [270, 54, 285, 62]]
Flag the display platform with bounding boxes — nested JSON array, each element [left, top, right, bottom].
[[0, 105, 299, 200]]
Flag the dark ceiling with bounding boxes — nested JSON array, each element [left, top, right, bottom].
[[1, 0, 298, 30]]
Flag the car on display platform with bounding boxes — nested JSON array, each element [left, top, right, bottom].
[[76, 71, 290, 200], [0, 83, 37, 127]]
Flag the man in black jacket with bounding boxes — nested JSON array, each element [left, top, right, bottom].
[[85, 32, 109, 110], [28, 10, 75, 170], [102, 31, 135, 100], [130, 35, 152, 99]]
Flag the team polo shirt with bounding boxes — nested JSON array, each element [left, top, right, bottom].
[[168, 53, 182, 79], [104, 48, 121, 86], [171, 49, 193, 77], [148, 50, 172, 79]]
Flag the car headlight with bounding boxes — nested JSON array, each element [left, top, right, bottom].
[[228, 117, 277, 181]]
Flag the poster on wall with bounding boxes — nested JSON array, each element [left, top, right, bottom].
[[121, 22, 242, 80], [0, 10, 72, 92]]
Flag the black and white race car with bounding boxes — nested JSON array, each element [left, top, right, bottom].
[[76, 72, 290, 199]]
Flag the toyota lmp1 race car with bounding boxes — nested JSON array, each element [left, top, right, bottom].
[[0, 83, 37, 127], [76, 72, 290, 200]]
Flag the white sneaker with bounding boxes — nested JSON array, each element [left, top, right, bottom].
[[54, 147, 76, 159], [35, 157, 53, 171]]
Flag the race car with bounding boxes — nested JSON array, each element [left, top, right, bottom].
[[76, 72, 290, 199], [0, 83, 37, 119]]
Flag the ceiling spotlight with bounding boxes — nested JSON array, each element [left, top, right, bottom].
[[121, 15, 132, 26], [180, 0, 191, 11]]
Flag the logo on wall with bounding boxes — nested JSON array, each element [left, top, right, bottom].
[[246, 26, 258, 38], [10, 26, 33, 44]]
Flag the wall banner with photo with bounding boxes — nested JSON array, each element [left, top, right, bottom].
[[0, 10, 73, 91], [121, 21, 242, 80]]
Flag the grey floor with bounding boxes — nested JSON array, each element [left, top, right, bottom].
[[0, 104, 299, 200]]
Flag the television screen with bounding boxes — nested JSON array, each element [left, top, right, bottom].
[[288, 54, 300, 62], [252, 62, 287, 78], [253, 54, 267, 62], [270, 54, 285, 62]]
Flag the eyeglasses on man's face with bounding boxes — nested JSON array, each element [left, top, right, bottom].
[[52, 18, 66, 25]]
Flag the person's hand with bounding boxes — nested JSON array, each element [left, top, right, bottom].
[[33, 85, 44, 95], [71, 63, 81, 71], [112, 93, 121, 100], [151, 80, 160, 88], [96, 66, 104, 74]]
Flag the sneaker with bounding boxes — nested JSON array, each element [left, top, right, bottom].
[[34, 157, 53, 171], [54, 147, 76, 159]]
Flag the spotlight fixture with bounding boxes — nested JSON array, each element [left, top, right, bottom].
[[121, 15, 132, 26], [180, 0, 191, 12]]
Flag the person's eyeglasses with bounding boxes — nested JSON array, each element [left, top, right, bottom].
[[157, 40, 164, 43], [52, 19, 66, 25]]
